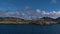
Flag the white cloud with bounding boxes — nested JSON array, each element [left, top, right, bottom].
[[36, 9, 41, 13], [1, 7, 60, 20], [0, 11, 21, 18], [23, 7, 60, 19], [50, 0, 58, 4], [6, 12, 18, 17]]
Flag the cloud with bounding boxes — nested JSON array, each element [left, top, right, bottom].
[[0, 11, 21, 18], [36, 9, 41, 13], [0, 7, 60, 20], [50, 0, 58, 4], [22, 7, 60, 19], [6, 12, 19, 17]]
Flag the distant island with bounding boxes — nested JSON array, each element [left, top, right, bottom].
[[0, 17, 60, 25]]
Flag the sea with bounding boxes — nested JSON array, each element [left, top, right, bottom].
[[0, 24, 60, 34]]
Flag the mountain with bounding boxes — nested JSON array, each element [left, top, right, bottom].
[[55, 17, 60, 20], [41, 17, 53, 19], [29, 17, 58, 25], [40, 17, 54, 21], [54, 17, 60, 23], [0, 17, 24, 20], [0, 17, 25, 23], [0, 17, 59, 25]]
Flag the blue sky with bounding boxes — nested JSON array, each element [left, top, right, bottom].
[[0, 0, 60, 11], [0, 0, 60, 20]]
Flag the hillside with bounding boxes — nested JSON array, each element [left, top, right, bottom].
[[0, 17, 59, 25], [0, 17, 24, 24], [30, 17, 58, 25]]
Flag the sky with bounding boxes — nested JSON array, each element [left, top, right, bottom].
[[0, 0, 60, 20]]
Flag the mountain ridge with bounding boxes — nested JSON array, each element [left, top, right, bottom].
[[0, 17, 59, 25]]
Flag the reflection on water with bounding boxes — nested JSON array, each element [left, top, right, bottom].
[[0, 24, 60, 34]]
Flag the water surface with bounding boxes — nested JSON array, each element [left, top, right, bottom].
[[0, 24, 60, 34]]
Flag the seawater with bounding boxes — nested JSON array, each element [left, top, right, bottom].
[[0, 24, 60, 34]]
